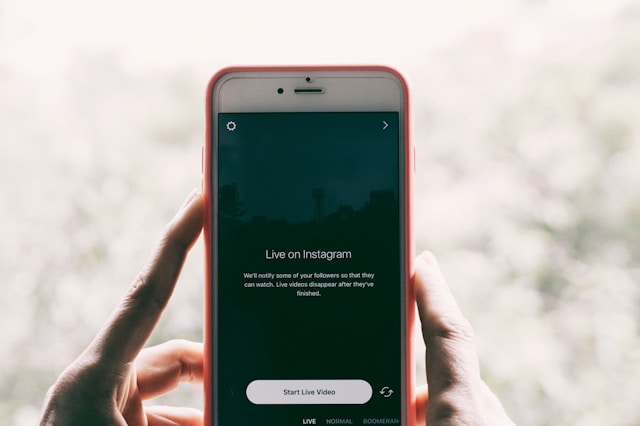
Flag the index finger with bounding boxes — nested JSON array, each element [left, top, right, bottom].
[[414, 251, 482, 421], [87, 191, 204, 368]]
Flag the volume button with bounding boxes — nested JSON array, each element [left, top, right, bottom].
[[201, 145, 204, 192], [413, 145, 417, 173]]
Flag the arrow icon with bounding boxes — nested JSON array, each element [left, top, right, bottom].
[[379, 386, 394, 397], [382, 121, 389, 130]]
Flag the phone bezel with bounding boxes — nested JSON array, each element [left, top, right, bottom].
[[204, 66, 415, 426]]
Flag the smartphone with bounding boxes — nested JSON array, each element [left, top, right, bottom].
[[204, 66, 414, 426]]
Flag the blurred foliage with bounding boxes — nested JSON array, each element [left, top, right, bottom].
[[0, 53, 205, 424], [2, 1, 640, 426], [413, 4, 640, 425]]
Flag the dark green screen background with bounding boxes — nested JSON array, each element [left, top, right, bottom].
[[215, 112, 402, 425]]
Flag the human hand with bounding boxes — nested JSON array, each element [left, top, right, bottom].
[[40, 190, 205, 426], [414, 251, 515, 426]]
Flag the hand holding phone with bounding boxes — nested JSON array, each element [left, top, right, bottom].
[[37, 190, 514, 426]]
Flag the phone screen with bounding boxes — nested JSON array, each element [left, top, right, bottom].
[[214, 111, 404, 425]]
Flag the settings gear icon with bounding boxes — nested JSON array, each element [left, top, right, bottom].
[[225, 121, 237, 131]]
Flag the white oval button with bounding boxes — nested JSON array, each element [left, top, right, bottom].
[[246, 379, 372, 405]]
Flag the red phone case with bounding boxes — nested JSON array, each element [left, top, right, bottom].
[[203, 65, 415, 426]]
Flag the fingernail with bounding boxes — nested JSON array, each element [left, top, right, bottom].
[[418, 250, 437, 264], [181, 188, 200, 209]]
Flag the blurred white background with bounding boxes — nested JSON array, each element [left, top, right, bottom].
[[2, 0, 640, 424]]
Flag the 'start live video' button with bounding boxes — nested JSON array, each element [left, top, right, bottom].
[[246, 379, 372, 405]]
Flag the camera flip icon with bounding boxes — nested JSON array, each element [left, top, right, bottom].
[[379, 386, 394, 398]]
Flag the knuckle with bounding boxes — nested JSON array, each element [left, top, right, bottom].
[[424, 315, 475, 345], [124, 270, 165, 315]]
